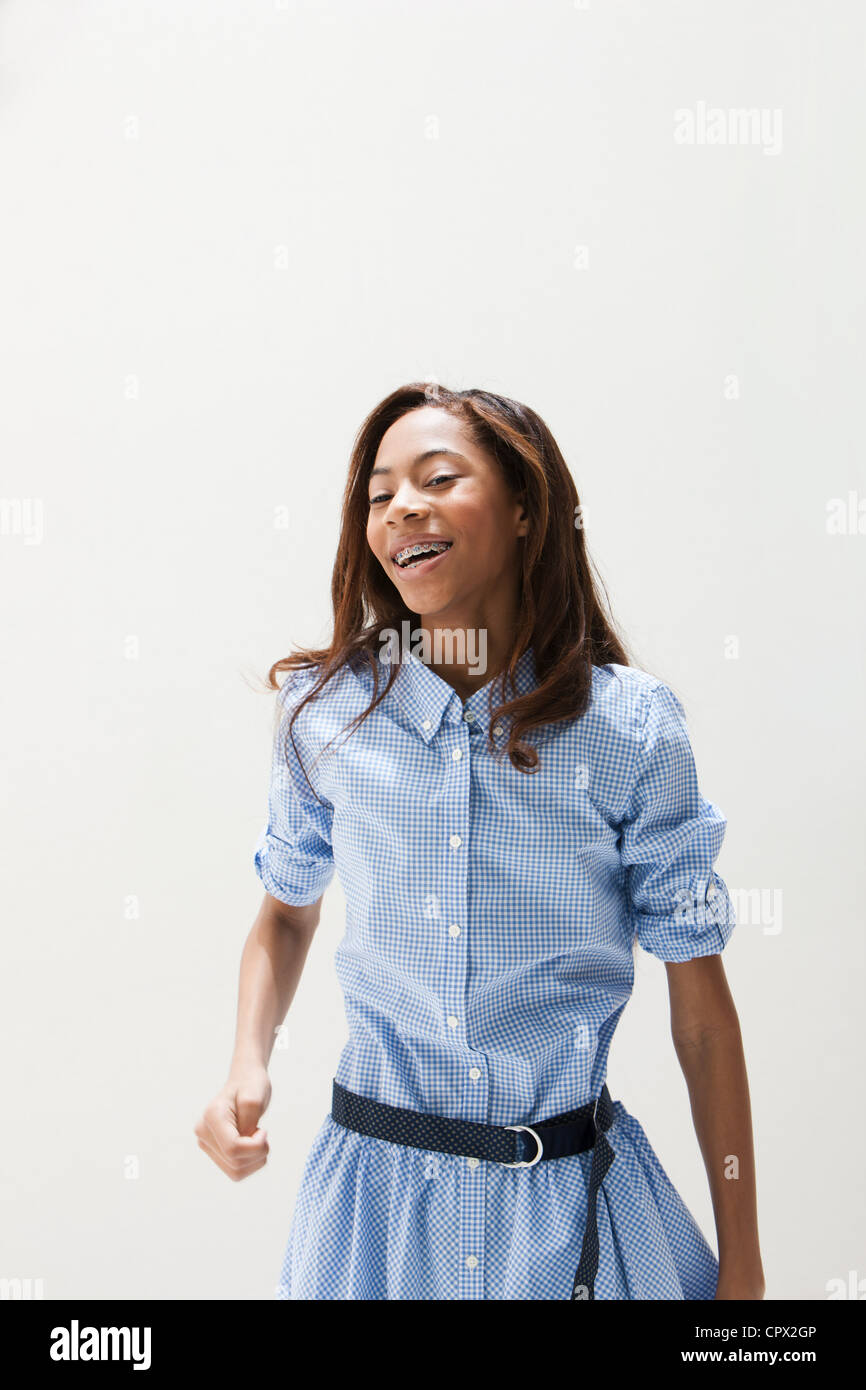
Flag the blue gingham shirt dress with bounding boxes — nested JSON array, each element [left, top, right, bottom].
[[254, 647, 737, 1300]]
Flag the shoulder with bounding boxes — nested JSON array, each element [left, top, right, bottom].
[[590, 662, 670, 725], [274, 657, 376, 748], [275, 664, 319, 715], [276, 660, 357, 707], [591, 662, 664, 695], [587, 664, 692, 777]]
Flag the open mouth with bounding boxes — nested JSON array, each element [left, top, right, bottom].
[[392, 540, 453, 573]]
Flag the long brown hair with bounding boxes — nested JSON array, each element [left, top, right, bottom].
[[268, 381, 631, 788]]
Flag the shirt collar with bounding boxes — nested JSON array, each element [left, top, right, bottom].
[[378, 644, 538, 745]]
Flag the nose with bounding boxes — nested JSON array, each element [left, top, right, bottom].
[[384, 478, 430, 517]]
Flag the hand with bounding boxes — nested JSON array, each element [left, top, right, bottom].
[[194, 1062, 272, 1181]]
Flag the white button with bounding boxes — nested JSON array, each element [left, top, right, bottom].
[[422, 718, 432, 730], [465, 1255, 478, 1269], [467, 1157, 480, 1170], [452, 748, 462, 761], [449, 834, 462, 849], [449, 923, 461, 938], [469, 1067, 481, 1080], [492, 723, 504, 736], [447, 1015, 458, 1029], [463, 710, 475, 722]]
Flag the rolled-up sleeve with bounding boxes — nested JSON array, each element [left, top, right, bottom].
[[619, 682, 736, 962], [253, 672, 336, 906]]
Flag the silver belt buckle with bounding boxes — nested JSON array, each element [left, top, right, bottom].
[[589, 1092, 600, 1142], [502, 1123, 543, 1167]]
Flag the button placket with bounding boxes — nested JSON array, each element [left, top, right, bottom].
[[438, 718, 485, 1299], [459, 1151, 486, 1295], [443, 721, 470, 1046], [426, 713, 487, 1299]]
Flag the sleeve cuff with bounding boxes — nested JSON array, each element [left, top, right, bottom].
[[634, 912, 735, 962], [254, 833, 335, 906]]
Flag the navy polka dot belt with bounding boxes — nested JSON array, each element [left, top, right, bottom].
[[331, 1080, 616, 1300]]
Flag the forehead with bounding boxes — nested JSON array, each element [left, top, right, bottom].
[[375, 406, 474, 463]]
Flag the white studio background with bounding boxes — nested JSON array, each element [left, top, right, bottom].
[[1, 0, 863, 1302]]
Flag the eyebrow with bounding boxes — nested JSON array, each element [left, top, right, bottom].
[[369, 448, 468, 479]]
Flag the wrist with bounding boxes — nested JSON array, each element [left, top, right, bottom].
[[717, 1252, 765, 1292], [228, 1050, 269, 1078], [716, 1270, 766, 1299]]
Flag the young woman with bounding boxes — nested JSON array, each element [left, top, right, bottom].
[[194, 382, 765, 1301]]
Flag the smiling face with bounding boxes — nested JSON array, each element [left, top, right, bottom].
[[366, 406, 528, 630]]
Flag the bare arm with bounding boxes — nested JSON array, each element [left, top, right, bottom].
[[664, 954, 765, 1300], [232, 891, 323, 1069], [194, 891, 324, 1181]]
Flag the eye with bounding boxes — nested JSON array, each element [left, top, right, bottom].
[[368, 474, 458, 506]]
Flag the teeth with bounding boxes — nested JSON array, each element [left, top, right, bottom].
[[394, 541, 452, 567]]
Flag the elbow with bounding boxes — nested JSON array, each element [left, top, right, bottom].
[[260, 891, 323, 936], [671, 1013, 742, 1054]]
